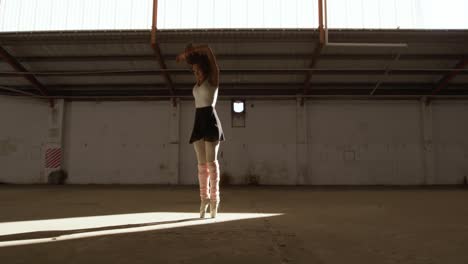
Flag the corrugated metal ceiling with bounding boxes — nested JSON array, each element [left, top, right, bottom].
[[0, 29, 467, 99]]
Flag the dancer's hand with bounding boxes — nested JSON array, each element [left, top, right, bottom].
[[176, 53, 186, 63]]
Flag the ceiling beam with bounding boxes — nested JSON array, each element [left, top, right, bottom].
[[303, 43, 324, 96], [151, 0, 175, 98], [370, 53, 401, 95], [3, 54, 466, 63], [10, 87, 466, 97], [431, 57, 468, 95], [2, 68, 468, 77], [1, 29, 467, 46], [7, 82, 468, 91], [0, 46, 47, 96], [0, 85, 42, 97]]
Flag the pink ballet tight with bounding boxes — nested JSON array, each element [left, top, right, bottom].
[[197, 163, 210, 200], [207, 160, 220, 202]]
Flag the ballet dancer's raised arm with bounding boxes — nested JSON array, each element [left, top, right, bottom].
[[176, 45, 219, 87]]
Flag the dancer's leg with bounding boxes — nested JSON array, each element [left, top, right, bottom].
[[193, 139, 207, 164], [205, 140, 220, 163], [206, 141, 220, 218], [193, 140, 210, 218]]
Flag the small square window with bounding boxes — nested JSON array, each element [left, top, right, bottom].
[[232, 99, 246, 128], [233, 100, 245, 113]]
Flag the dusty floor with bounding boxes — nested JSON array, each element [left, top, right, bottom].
[[0, 185, 467, 264]]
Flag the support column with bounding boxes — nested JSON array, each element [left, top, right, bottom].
[[420, 97, 436, 184], [296, 96, 308, 185], [42, 99, 65, 183], [168, 98, 180, 184]]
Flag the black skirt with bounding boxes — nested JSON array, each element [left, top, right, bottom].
[[189, 106, 225, 144]]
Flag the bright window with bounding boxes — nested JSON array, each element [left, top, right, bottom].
[[0, 0, 466, 32], [233, 101, 245, 114]]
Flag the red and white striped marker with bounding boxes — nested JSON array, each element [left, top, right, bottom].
[[45, 148, 62, 169]]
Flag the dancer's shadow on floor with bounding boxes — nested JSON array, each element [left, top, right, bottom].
[[0, 217, 203, 242]]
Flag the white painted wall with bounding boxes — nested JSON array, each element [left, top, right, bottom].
[[306, 101, 424, 185], [1, 95, 467, 185], [0, 96, 48, 183], [219, 100, 298, 185], [63, 101, 177, 184], [432, 101, 468, 184]]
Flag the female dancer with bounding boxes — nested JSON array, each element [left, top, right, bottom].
[[176, 44, 225, 218]]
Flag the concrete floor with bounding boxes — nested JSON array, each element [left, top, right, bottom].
[[0, 185, 467, 264]]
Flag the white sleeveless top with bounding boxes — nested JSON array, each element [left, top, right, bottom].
[[193, 79, 219, 108]]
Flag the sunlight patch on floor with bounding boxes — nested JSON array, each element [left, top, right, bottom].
[[0, 212, 282, 247]]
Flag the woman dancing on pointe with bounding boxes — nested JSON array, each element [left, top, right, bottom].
[[176, 44, 225, 218]]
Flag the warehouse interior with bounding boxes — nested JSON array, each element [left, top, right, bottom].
[[1, 0, 467, 263]]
